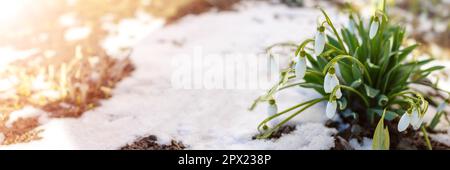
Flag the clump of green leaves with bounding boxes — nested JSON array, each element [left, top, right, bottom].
[[250, 0, 447, 149]]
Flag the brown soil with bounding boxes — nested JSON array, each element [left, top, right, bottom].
[[252, 125, 297, 140], [327, 119, 450, 150], [121, 135, 185, 150]]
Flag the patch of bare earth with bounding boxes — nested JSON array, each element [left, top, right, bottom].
[[121, 135, 185, 150], [328, 119, 450, 150]]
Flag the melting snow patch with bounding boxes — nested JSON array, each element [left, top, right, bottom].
[[349, 137, 373, 150], [430, 128, 450, 147], [64, 26, 91, 41], [259, 123, 337, 150], [101, 10, 165, 59], [5, 106, 49, 128]]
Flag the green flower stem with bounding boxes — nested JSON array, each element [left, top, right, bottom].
[[421, 126, 433, 150], [325, 42, 347, 54], [323, 55, 373, 85], [388, 91, 422, 101], [307, 70, 325, 77], [257, 97, 326, 135], [388, 99, 410, 105], [278, 82, 308, 91], [325, 43, 346, 54], [295, 39, 314, 56], [339, 85, 370, 107], [319, 8, 347, 54]]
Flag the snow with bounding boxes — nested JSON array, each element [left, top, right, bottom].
[[64, 26, 91, 41], [349, 137, 372, 150], [0, 1, 338, 150], [5, 106, 49, 128], [101, 10, 165, 59], [0, 47, 38, 67], [430, 128, 450, 146]]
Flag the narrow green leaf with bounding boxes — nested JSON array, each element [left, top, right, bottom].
[[372, 110, 390, 150], [364, 84, 380, 98], [429, 102, 447, 130], [397, 44, 418, 62], [338, 61, 354, 84], [338, 98, 348, 110], [305, 53, 320, 71]]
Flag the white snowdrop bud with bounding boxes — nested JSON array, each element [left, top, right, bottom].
[[324, 67, 339, 93], [268, 99, 278, 116], [397, 112, 411, 132], [268, 99, 279, 127], [410, 109, 423, 130], [314, 26, 326, 56], [326, 99, 337, 119], [335, 87, 342, 99], [295, 52, 307, 80], [324, 72, 333, 93], [410, 108, 420, 126], [369, 17, 380, 39], [412, 117, 424, 130]]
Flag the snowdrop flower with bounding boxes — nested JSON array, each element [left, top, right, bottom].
[[314, 26, 326, 56], [326, 97, 337, 119], [324, 67, 339, 93], [369, 16, 380, 39], [397, 108, 424, 132], [334, 87, 342, 99], [295, 51, 307, 79], [267, 99, 279, 126], [410, 108, 423, 130], [397, 111, 410, 132]]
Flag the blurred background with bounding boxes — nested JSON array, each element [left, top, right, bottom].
[[0, 0, 448, 145]]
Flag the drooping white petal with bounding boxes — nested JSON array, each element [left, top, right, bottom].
[[411, 109, 423, 130], [329, 74, 340, 91], [295, 57, 307, 79], [335, 87, 342, 99], [268, 103, 278, 117], [410, 109, 420, 127], [324, 73, 333, 93], [397, 113, 411, 132], [314, 31, 326, 56], [369, 21, 379, 39], [326, 100, 337, 119], [412, 117, 424, 130], [267, 102, 279, 127]]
